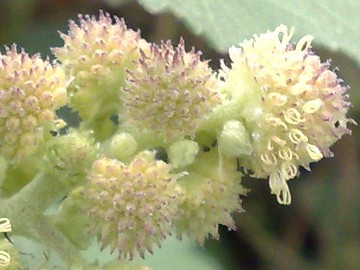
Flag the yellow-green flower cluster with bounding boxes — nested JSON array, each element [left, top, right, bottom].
[[122, 39, 220, 141], [219, 25, 352, 204], [80, 151, 183, 259], [0, 45, 67, 162], [52, 11, 146, 130]]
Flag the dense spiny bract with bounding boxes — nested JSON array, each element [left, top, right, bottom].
[[0, 45, 67, 162], [220, 25, 352, 204], [122, 39, 220, 141]]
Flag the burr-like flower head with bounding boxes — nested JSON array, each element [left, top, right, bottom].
[[0, 45, 67, 162], [52, 11, 146, 128], [176, 149, 246, 245], [80, 151, 183, 259], [220, 25, 353, 204], [122, 38, 220, 141]]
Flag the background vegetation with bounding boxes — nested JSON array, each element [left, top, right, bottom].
[[0, 1, 359, 269]]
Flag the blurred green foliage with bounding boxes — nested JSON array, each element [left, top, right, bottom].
[[0, 1, 359, 269]]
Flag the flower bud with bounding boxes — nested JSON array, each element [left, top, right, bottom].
[[107, 132, 137, 161], [218, 120, 252, 157], [47, 130, 97, 179], [168, 139, 199, 168]]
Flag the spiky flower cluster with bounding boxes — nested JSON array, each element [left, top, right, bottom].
[[122, 39, 220, 141], [0, 10, 354, 270], [52, 11, 146, 127], [0, 45, 67, 162], [176, 150, 246, 245], [80, 151, 183, 259], [220, 25, 352, 204]]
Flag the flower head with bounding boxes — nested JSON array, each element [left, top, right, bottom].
[[220, 25, 353, 204], [122, 38, 220, 141], [0, 45, 67, 162], [175, 149, 246, 245], [79, 151, 183, 259], [52, 11, 146, 130]]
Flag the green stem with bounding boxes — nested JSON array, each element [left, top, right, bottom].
[[0, 172, 85, 266], [0, 172, 66, 233], [32, 217, 84, 265]]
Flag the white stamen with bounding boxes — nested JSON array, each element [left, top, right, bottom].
[[261, 153, 277, 166], [281, 162, 298, 180], [295, 35, 313, 52], [265, 114, 288, 129], [303, 99, 323, 114], [268, 92, 288, 106], [278, 147, 293, 160], [306, 144, 323, 161], [0, 218, 11, 233], [288, 128, 308, 144], [269, 171, 292, 205], [271, 136, 286, 147], [284, 108, 305, 125], [0, 251, 10, 267]]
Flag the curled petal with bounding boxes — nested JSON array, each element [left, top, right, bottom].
[[288, 129, 308, 144], [0, 218, 11, 233], [0, 251, 10, 267], [284, 108, 305, 125], [278, 147, 293, 161], [269, 171, 291, 205]]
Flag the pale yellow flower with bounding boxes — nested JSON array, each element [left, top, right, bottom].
[[220, 25, 353, 204]]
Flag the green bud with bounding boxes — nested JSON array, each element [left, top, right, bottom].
[[47, 130, 97, 179], [107, 132, 137, 161], [168, 139, 199, 168], [218, 120, 252, 157]]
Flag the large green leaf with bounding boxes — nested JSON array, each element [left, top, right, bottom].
[[138, 0, 360, 64]]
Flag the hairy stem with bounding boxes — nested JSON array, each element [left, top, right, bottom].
[[0, 172, 84, 266]]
